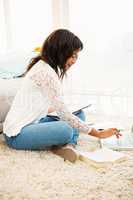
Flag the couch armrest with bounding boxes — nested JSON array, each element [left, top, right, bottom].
[[0, 123, 3, 133]]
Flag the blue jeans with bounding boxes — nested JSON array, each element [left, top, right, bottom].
[[4, 110, 85, 150]]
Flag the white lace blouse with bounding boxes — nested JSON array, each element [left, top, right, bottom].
[[3, 60, 92, 137]]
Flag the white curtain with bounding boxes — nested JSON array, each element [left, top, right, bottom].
[[0, 0, 7, 52], [0, 0, 53, 52]]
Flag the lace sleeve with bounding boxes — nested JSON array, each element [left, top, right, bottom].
[[30, 68, 92, 134]]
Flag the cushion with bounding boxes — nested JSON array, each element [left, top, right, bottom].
[[34, 46, 42, 52], [0, 78, 23, 124]]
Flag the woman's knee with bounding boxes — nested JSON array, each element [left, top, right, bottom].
[[58, 121, 73, 142]]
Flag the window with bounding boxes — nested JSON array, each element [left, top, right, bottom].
[[69, 0, 133, 117]]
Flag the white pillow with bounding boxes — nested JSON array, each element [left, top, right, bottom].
[[0, 78, 23, 123]]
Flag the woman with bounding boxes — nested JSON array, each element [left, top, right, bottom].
[[3, 29, 121, 162]]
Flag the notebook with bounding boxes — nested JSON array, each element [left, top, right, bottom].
[[79, 147, 127, 168]]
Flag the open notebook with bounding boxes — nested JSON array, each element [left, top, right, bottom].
[[78, 147, 127, 168]]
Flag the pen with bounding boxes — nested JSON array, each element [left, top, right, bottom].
[[98, 139, 102, 148], [117, 137, 121, 146]]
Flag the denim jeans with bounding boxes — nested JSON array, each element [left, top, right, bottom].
[[4, 110, 85, 150]]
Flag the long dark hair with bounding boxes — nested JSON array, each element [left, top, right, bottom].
[[24, 29, 83, 79]]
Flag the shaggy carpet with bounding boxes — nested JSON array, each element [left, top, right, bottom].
[[0, 130, 133, 200]]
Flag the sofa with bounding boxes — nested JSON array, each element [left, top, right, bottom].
[[0, 78, 23, 133], [0, 49, 38, 133]]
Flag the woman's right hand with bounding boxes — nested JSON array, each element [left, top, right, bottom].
[[89, 128, 122, 139]]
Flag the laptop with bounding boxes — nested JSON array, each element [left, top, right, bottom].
[[47, 103, 92, 120], [100, 131, 133, 151]]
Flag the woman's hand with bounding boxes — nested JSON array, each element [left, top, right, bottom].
[[89, 128, 122, 139]]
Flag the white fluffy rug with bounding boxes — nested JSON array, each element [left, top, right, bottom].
[[0, 131, 133, 200]]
